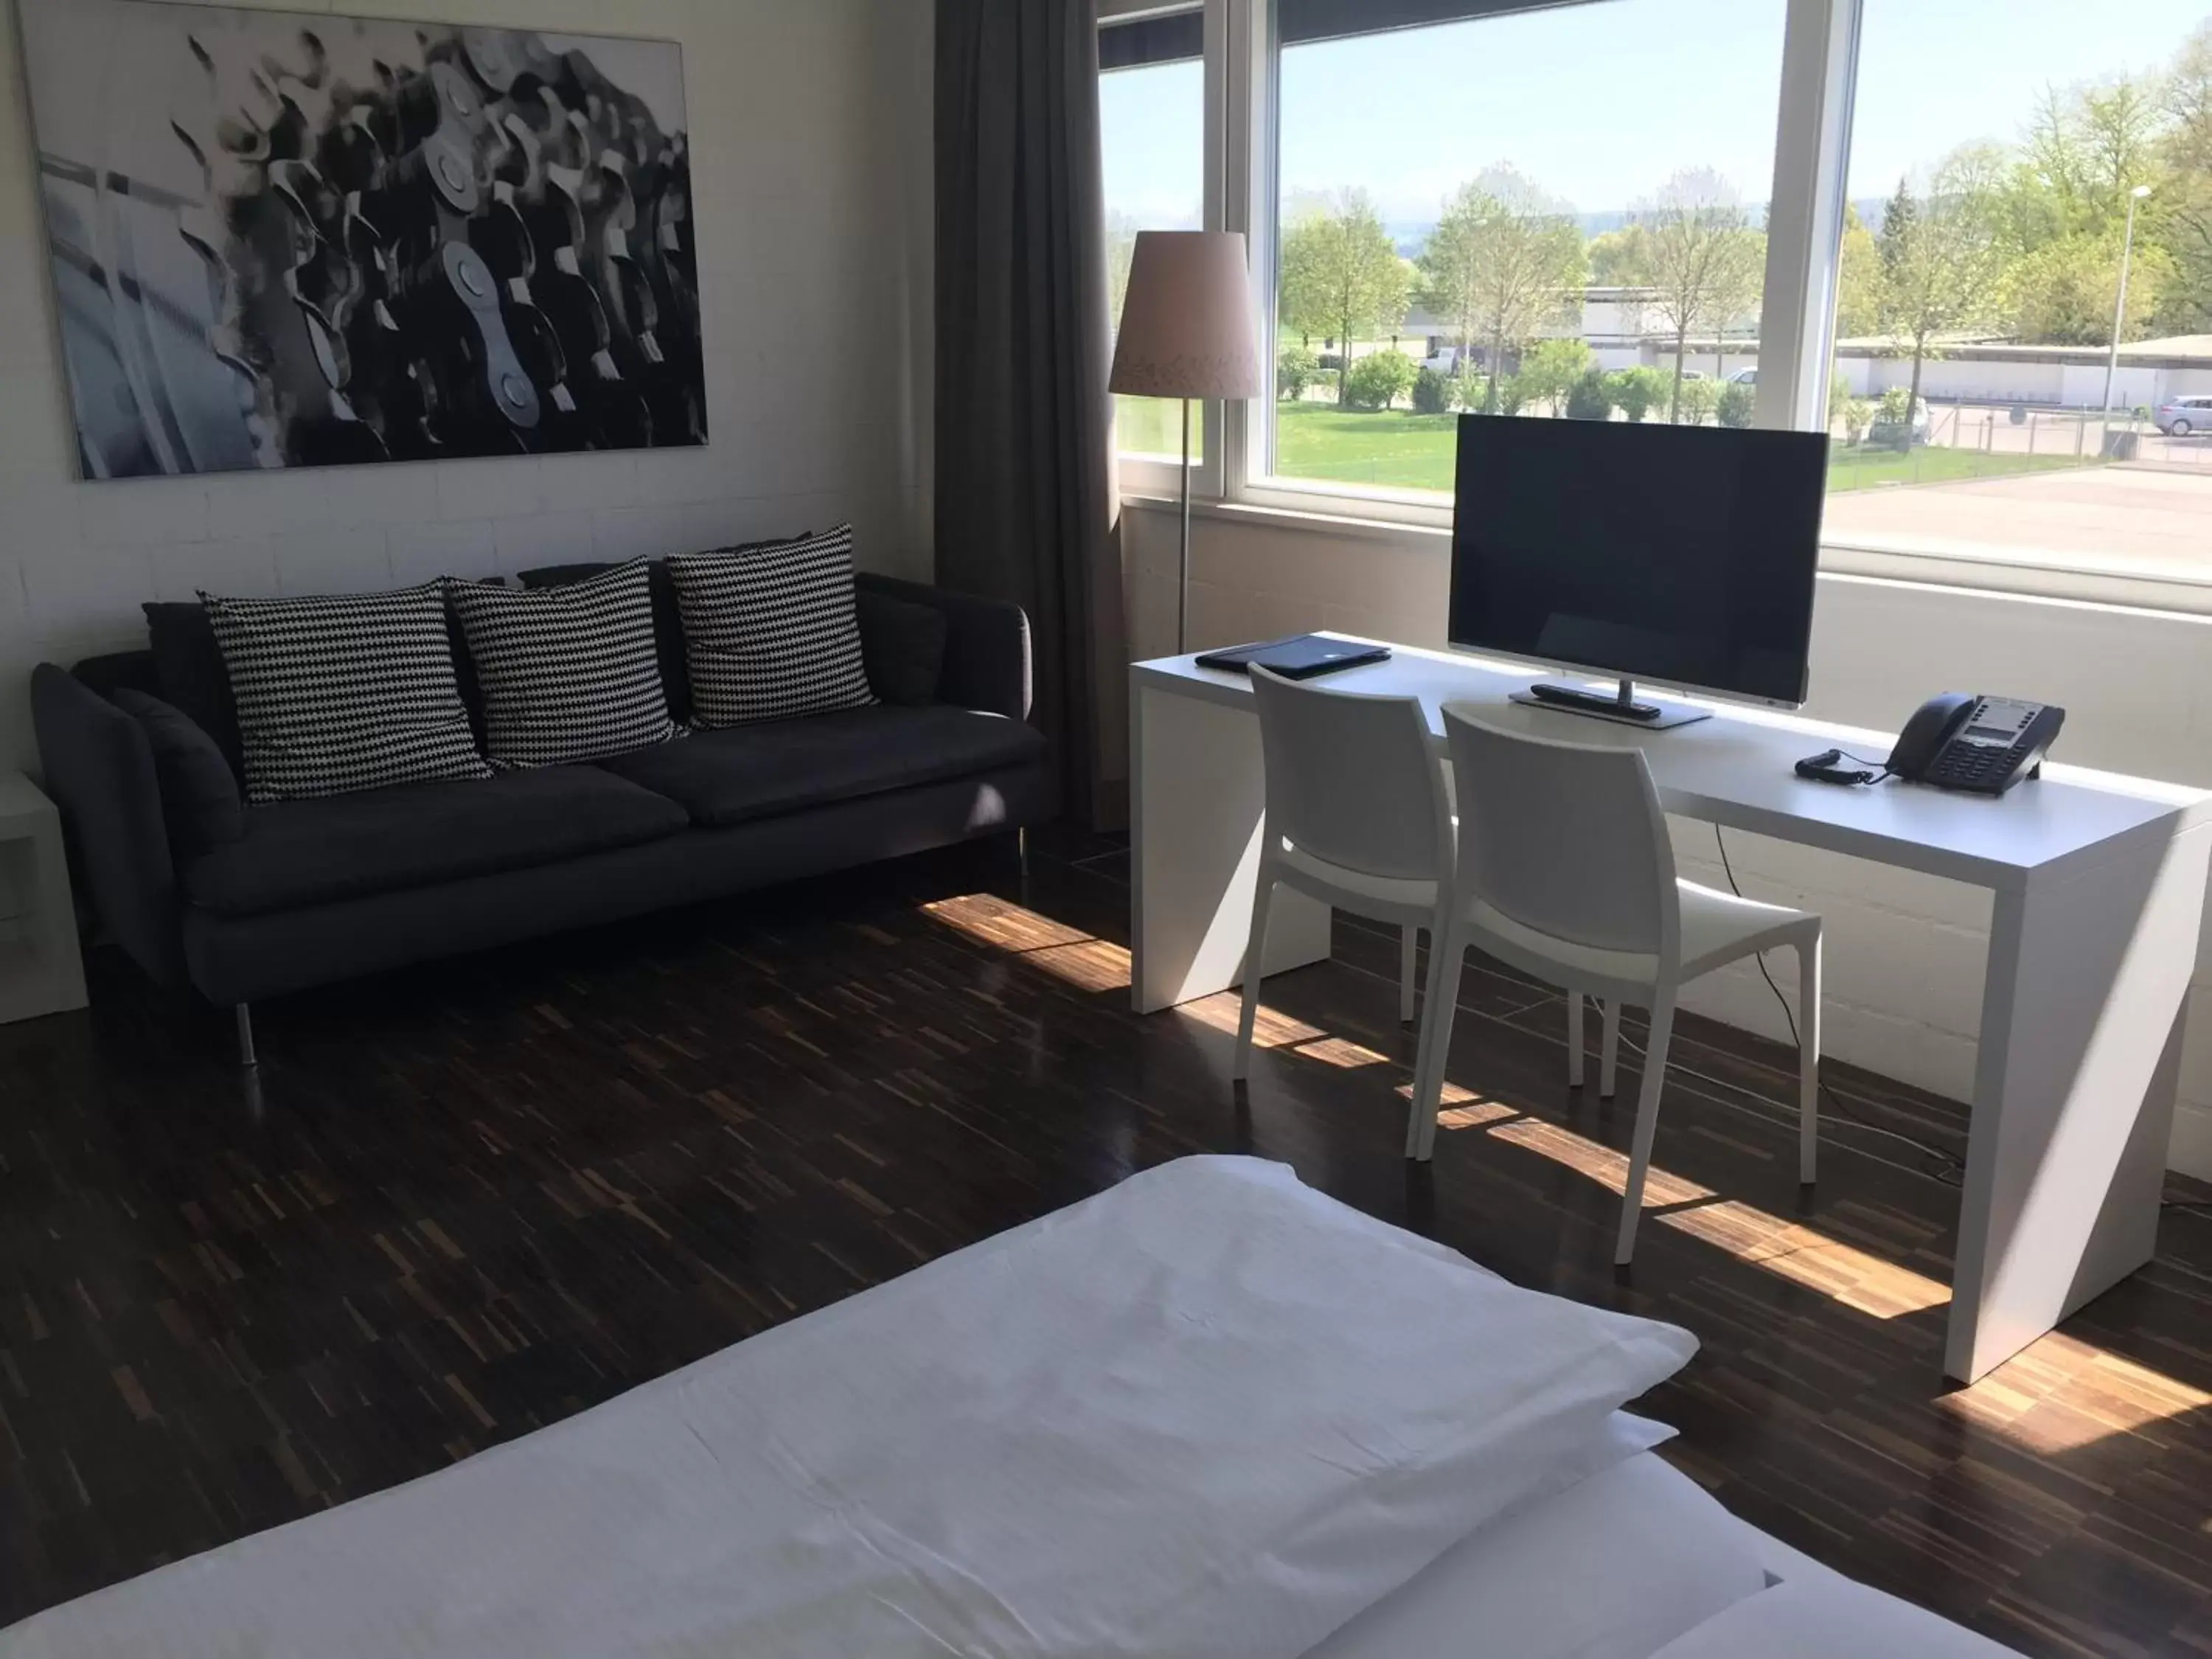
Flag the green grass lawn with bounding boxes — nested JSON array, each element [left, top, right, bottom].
[[1822, 444, 2088, 493], [1274, 406, 1460, 493], [1266, 403, 2101, 498], [1116, 394, 1204, 460]]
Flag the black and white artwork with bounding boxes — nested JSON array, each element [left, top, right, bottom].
[[18, 0, 704, 479]]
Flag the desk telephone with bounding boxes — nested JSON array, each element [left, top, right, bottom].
[[1796, 694, 2065, 793], [1886, 694, 2065, 793]]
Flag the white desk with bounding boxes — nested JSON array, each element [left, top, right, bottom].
[[1130, 639, 2212, 1384]]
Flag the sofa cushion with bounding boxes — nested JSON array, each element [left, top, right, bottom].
[[667, 526, 875, 728], [448, 561, 680, 769], [145, 601, 246, 779], [858, 590, 948, 706], [111, 689, 245, 854], [200, 584, 490, 804], [597, 704, 1046, 828], [518, 560, 692, 726], [147, 597, 495, 779], [184, 767, 688, 917]]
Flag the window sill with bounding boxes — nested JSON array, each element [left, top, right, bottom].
[[1121, 490, 1449, 549], [1119, 491, 2212, 619]]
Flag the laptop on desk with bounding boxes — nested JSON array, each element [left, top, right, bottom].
[[1193, 633, 1391, 680]]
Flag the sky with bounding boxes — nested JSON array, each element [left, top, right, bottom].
[[1099, 0, 2212, 229]]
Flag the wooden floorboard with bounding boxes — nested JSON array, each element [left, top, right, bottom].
[[0, 823, 2208, 1653]]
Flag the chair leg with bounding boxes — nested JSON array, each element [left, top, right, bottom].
[[1399, 924, 1418, 1025], [1232, 871, 1276, 1082], [1798, 933, 1822, 1185], [1566, 992, 1585, 1088], [1600, 1001, 1621, 1099], [1407, 917, 1469, 1162], [234, 1003, 258, 1070], [1615, 993, 1675, 1266]]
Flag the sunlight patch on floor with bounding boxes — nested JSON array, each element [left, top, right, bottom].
[[926, 894, 1950, 1322], [1482, 1116, 1950, 1318], [1939, 1331, 2212, 1451], [1181, 992, 1326, 1049], [922, 895, 1134, 992]]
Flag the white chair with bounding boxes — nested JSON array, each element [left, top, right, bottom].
[[1233, 667, 1454, 1081], [1408, 706, 1823, 1266]]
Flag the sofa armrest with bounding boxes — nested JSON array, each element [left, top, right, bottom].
[[855, 574, 1032, 723], [31, 664, 185, 987]]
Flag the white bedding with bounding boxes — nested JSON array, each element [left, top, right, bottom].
[[1644, 1576, 2024, 1658], [1315, 1448, 1769, 1659], [0, 1156, 1695, 1658]]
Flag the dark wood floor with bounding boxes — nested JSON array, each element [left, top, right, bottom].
[[1, 827, 2209, 1653]]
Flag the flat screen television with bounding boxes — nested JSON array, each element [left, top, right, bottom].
[[1448, 414, 1829, 710]]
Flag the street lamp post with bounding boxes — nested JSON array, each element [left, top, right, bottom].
[[2103, 184, 2154, 414]]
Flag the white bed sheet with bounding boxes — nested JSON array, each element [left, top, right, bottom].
[[1311, 1447, 1769, 1659], [1645, 1575, 2025, 1658], [0, 1155, 1696, 1658]]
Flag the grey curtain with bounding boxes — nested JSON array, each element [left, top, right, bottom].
[[936, 0, 1124, 828]]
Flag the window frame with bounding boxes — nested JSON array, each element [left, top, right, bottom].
[[1099, 0, 1228, 502], [1105, 0, 2212, 606], [1225, 0, 1857, 526]]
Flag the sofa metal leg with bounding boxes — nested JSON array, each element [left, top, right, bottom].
[[234, 1003, 258, 1069]]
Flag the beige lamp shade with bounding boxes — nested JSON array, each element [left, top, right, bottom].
[[1108, 231, 1263, 400]]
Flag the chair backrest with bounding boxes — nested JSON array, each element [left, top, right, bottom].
[[1251, 666, 1450, 882], [1441, 704, 1678, 958]]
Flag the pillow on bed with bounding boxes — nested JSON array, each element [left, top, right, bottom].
[[1309, 1447, 1768, 1659], [1644, 1576, 2024, 1658]]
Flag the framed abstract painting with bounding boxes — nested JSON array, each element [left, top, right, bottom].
[[15, 0, 704, 478]]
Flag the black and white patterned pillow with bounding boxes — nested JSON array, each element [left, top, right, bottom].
[[201, 584, 491, 804], [667, 526, 877, 727], [447, 560, 679, 769]]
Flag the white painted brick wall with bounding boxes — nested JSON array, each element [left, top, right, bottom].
[[0, 0, 936, 768], [1122, 500, 2212, 1178]]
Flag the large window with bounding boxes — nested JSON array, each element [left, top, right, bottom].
[[1099, 0, 2212, 595], [1818, 0, 2212, 583], [1265, 0, 1788, 499], [1101, 11, 1206, 465]]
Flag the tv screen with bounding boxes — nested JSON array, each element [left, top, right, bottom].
[[1448, 414, 1829, 706]]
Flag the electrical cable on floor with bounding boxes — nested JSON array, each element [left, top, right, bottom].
[[1603, 1014, 1969, 1185], [1339, 907, 1966, 1188], [1705, 827, 2209, 1219], [1708, 824, 1968, 1186]]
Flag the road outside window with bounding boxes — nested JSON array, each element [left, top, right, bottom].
[[1818, 0, 2212, 580]]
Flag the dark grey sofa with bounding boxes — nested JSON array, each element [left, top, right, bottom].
[[32, 574, 1048, 1047]]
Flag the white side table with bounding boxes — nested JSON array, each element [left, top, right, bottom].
[[0, 772, 88, 1022]]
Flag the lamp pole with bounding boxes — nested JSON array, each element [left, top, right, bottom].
[[2103, 184, 2153, 414], [1178, 396, 1193, 652]]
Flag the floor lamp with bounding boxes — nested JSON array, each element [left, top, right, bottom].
[[1107, 231, 1262, 653]]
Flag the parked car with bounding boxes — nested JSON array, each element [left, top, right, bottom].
[[1727, 367, 1757, 385], [1422, 345, 1472, 375], [2157, 394, 2212, 436], [1867, 395, 1934, 449]]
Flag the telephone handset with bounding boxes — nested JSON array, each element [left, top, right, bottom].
[[1886, 692, 2065, 794]]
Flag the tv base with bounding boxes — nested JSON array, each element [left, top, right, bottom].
[[1512, 680, 1713, 731]]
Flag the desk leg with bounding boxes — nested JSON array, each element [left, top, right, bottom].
[[1130, 682, 1332, 1014], [1947, 822, 2211, 1383]]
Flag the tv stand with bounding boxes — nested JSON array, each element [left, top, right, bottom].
[[1509, 677, 1713, 731]]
